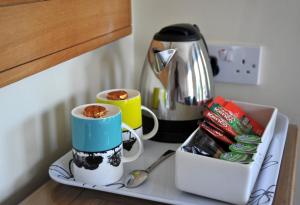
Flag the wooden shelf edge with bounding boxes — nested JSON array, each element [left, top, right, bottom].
[[19, 180, 84, 205], [0, 26, 131, 88], [0, 0, 47, 7], [273, 124, 298, 205]]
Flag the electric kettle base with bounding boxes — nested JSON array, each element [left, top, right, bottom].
[[142, 115, 199, 143]]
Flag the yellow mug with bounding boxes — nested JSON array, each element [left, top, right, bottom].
[[96, 89, 159, 155]]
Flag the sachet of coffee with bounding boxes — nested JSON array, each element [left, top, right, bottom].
[[203, 110, 238, 137], [207, 102, 252, 135], [199, 120, 234, 146], [182, 129, 224, 159]]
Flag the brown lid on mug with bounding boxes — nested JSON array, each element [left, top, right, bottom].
[[83, 105, 107, 118], [106, 90, 128, 100]]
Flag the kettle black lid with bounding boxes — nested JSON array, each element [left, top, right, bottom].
[[154, 23, 201, 42]]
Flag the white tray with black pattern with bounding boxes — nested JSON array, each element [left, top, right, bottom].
[[49, 113, 288, 205]]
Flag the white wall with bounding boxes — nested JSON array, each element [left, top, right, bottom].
[[133, 0, 300, 123], [2, 0, 300, 204], [132, 0, 300, 204], [0, 35, 134, 204]]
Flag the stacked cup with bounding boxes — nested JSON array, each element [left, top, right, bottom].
[[71, 103, 143, 186], [70, 89, 158, 186], [96, 89, 159, 156]]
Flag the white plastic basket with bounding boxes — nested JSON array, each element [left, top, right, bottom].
[[175, 101, 278, 205]]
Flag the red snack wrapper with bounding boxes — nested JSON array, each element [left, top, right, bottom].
[[207, 102, 251, 135], [203, 110, 238, 137], [200, 121, 234, 145], [224, 101, 264, 136], [207, 96, 226, 107], [224, 101, 244, 118], [206, 120, 225, 134], [207, 96, 265, 136]]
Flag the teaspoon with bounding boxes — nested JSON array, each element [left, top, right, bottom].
[[124, 150, 175, 188]]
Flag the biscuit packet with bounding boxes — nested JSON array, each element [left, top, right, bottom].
[[203, 110, 238, 137], [207, 96, 265, 136], [208, 102, 252, 135], [199, 121, 234, 145]]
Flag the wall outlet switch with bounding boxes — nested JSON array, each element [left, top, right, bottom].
[[208, 44, 262, 85]]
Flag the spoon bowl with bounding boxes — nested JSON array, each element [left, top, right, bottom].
[[124, 170, 149, 188]]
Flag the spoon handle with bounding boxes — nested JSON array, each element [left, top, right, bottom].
[[145, 150, 175, 173]]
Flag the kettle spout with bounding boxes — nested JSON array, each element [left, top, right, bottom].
[[153, 49, 176, 73]]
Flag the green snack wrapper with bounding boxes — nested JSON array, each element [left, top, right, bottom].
[[229, 143, 257, 154], [220, 152, 253, 164], [235, 135, 261, 145]]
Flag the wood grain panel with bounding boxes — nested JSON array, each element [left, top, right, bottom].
[[0, 0, 131, 87], [0, 26, 131, 87], [71, 189, 167, 205], [19, 180, 83, 205], [273, 124, 298, 205], [0, 0, 48, 7]]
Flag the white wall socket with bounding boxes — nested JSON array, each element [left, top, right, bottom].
[[208, 44, 262, 85]]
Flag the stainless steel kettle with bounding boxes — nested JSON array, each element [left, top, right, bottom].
[[140, 23, 217, 142]]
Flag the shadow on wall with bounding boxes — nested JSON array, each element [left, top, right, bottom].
[[2, 97, 76, 205], [2, 39, 130, 204], [82, 39, 131, 102]]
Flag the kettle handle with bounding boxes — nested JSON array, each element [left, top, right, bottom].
[[193, 24, 200, 32], [193, 24, 219, 76]]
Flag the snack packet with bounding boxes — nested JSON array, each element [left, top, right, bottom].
[[208, 102, 252, 135], [83, 105, 107, 118], [182, 129, 224, 158], [182, 146, 210, 156], [224, 100, 264, 136], [235, 135, 261, 145], [203, 110, 238, 137], [205, 120, 225, 134], [199, 121, 234, 145], [208, 96, 265, 136], [220, 152, 253, 164], [208, 95, 226, 107], [106, 90, 128, 100], [229, 143, 257, 154]]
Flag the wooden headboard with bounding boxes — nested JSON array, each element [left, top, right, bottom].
[[0, 0, 131, 87]]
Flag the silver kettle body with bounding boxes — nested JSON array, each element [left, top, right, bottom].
[[140, 24, 215, 142]]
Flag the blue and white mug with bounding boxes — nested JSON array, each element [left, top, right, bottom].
[[71, 103, 143, 186]]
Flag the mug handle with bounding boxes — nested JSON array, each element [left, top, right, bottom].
[[141, 105, 159, 140], [121, 123, 144, 163]]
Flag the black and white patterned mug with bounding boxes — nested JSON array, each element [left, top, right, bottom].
[[71, 103, 143, 186]]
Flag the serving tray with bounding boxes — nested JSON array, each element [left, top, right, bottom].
[[49, 113, 288, 205]]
